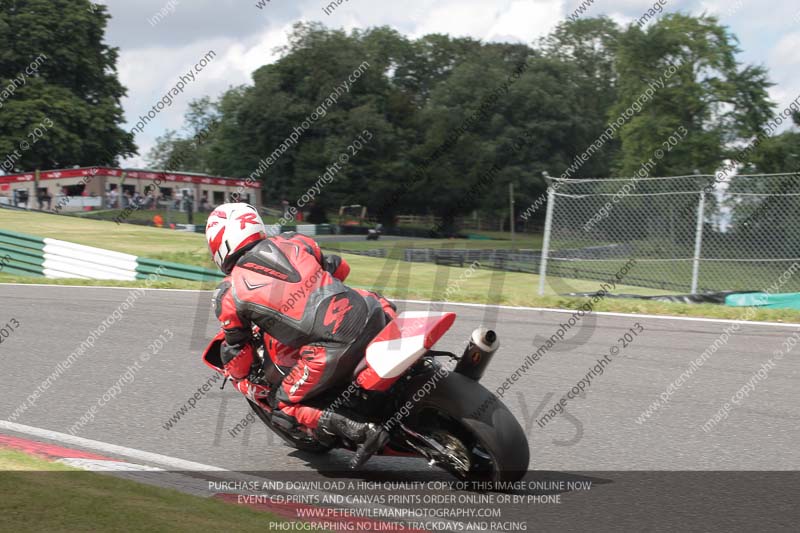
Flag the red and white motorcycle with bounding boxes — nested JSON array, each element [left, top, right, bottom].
[[203, 311, 529, 482]]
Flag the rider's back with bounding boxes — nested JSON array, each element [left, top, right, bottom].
[[229, 236, 368, 348]]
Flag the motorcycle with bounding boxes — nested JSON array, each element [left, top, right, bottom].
[[202, 310, 530, 482], [366, 223, 383, 240]]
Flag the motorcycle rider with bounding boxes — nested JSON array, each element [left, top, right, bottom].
[[206, 203, 395, 468]]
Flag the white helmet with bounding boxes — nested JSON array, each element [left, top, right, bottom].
[[205, 203, 266, 273]]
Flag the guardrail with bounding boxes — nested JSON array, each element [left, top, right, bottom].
[[0, 229, 223, 282]]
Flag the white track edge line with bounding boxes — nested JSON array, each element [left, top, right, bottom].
[[1, 419, 464, 529], [397, 298, 800, 329], [2, 283, 799, 328], [0, 420, 224, 471]]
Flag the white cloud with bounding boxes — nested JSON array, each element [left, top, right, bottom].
[[487, 0, 563, 42], [767, 32, 800, 112], [221, 24, 292, 84], [410, 0, 505, 40], [771, 32, 800, 69], [119, 38, 241, 165]]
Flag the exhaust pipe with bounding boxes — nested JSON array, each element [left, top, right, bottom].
[[454, 327, 499, 381]]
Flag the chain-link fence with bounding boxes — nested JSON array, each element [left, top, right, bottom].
[[539, 173, 800, 294]]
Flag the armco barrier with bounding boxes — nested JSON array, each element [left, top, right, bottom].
[[0, 231, 46, 276], [136, 258, 223, 282], [0, 229, 223, 282]]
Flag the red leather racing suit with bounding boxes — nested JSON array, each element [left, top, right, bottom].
[[213, 232, 396, 430]]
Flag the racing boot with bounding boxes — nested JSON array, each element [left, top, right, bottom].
[[317, 411, 389, 469]]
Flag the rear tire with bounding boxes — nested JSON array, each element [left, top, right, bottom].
[[406, 372, 530, 482]]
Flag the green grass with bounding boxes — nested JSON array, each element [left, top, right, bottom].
[[76, 208, 283, 228], [0, 208, 215, 269], [0, 273, 213, 290], [0, 448, 306, 532], [546, 234, 798, 292], [336, 253, 800, 323], [465, 230, 543, 247], [1, 209, 799, 322], [324, 233, 543, 253]]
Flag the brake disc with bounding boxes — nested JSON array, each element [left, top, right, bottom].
[[430, 431, 472, 476]]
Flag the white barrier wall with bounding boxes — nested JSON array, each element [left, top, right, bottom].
[[42, 238, 139, 280]]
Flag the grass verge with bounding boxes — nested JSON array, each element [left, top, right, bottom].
[[0, 448, 300, 532], [76, 208, 283, 228], [0, 208, 213, 268], [1, 209, 798, 322], [323, 233, 543, 253], [3, 256, 799, 322]]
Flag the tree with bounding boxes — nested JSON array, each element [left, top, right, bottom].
[[412, 47, 589, 232], [540, 17, 621, 179], [728, 125, 800, 257], [747, 130, 800, 174], [203, 23, 419, 218], [146, 97, 220, 173], [157, 17, 780, 234], [611, 14, 774, 176], [0, 0, 136, 171]]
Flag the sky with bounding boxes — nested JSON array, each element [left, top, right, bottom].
[[96, 0, 800, 168]]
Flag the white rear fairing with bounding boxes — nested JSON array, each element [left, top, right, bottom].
[[363, 310, 456, 380], [365, 334, 427, 379]]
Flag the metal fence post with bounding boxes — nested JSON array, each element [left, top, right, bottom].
[[690, 191, 706, 293], [538, 187, 555, 296]]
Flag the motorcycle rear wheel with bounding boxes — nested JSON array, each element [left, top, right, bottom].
[[405, 372, 530, 483]]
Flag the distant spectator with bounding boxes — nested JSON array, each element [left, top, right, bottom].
[[307, 201, 327, 224], [183, 192, 194, 224], [82, 189, 91, 212], [14, 189, 29, 208]]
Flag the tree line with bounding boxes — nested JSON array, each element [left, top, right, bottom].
[[2, 1, 798, 231], [149, 17, 790, 229]]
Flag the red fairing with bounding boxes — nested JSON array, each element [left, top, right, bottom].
[[355, 365, 391, 391], [356, 312, 456, 392], [371, 312, 456, 348], [380, 446, 418, 457], [202, 331, 226, 373]]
